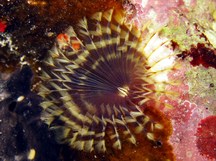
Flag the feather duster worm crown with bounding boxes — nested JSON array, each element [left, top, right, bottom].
[[38, 9, 176, 153]]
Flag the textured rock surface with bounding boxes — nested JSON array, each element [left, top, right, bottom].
[[0, 0, 215, 161]]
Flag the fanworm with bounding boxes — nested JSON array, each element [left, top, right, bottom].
[[38, 9, 176, 152]]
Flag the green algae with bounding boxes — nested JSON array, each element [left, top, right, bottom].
[[161, 0, 216, 51], [186, 66, 216, 114]]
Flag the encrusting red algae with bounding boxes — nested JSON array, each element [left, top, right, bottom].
[[179, 43, 216, 69]]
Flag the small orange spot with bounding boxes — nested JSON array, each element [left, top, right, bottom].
[[72, 43, 81, 50], [27, 0, 47, 6], [57, 33, 69, 43]]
